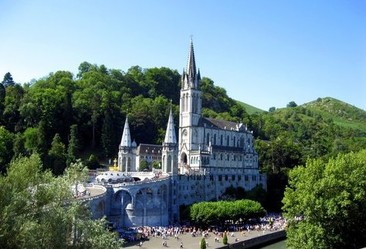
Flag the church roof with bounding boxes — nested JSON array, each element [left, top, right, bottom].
[[120, 116, 132, 147], [200, 117, 244, 131], [137, 144, 162, 155], [164, 108, 177, 144]]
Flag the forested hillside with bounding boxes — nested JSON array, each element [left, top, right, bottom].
[[1, 63, 365, 197], [0, 63, 250, 174]]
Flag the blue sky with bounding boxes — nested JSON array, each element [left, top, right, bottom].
[[1, 0, 365, 111]]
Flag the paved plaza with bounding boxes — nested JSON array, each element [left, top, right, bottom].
[[124, 229, 279, 249]]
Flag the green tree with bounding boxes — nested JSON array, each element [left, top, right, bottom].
[[13, 133, 26, 158], [139, 160, 149, 171], [0, 127, 14, 173], [200, 238, 207, 249], [23, 127, 39, 154], [67, 124, 79, 166], [101, 110, 115, 158], [77, 61, 97, 78], [190, 200, 265, 227], [48, 133, 66, 175], [85, 154, 100, 170], [0, 154, 122, 249], [2, 72, 15, 87], [223, 232, 228, 245], [283, 150, 366, 249], [3, 84, 24, 132], [287, 101, 297, 108], [0, 83, 5, 124]]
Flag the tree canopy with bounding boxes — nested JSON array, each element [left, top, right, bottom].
[[1, 62, 366, 213], [0, 154, 123, 249], [189, 199, 266, 227], [283, 149, 366, 249]]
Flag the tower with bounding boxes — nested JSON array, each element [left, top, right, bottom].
[[118, 116, 136, 172], [178, 40, 202, 172], [162, 108, 178, 175], [179, 39, 202, 128]]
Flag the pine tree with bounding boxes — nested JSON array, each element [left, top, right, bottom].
[[2, 72, 15, 87], [48, 133, 66, 175], [67, 124, 79, 166]]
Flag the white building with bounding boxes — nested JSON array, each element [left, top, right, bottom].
[[111, 40, 266, 226]]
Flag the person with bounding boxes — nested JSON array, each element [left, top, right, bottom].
[[180, 241, 183, 248], [139, 241, 143, 247]]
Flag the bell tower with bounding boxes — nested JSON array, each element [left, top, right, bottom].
[[179, 39, 202, 128]]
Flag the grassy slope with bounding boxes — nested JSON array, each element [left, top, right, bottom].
[[236, 100, 265, 115], [302, 97, 366, 132]]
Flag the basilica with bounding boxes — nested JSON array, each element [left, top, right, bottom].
[[95, 41, 266, 226]]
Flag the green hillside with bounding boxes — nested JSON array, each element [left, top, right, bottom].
[[236, 100, 265, 115], [302, 97, 366, 131]]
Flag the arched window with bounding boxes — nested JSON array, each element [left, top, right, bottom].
[[122, 157, 126, 171], [167, 155, 172, 172], [233, 137, 236, 147], [185, 94, 188, 112], [127, 157, 131, 171], [227, 135, 230, 146], [221, 135, 223, 145], [214, 134, 217, 145], [240, 136, 244, 147], [206, 133, 210, 145]]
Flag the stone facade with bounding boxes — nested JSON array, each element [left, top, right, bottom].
[[101, 41, 266, 227]]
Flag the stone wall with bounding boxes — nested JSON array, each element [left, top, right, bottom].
[[217, 230, 286, 249]]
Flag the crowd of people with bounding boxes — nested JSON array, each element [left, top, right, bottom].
[[131, 214, 287, 247]]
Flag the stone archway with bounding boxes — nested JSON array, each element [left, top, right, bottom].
[[181, 152, 188, 165], [112, 190, 132, 227], [135, 187, 154, 226]]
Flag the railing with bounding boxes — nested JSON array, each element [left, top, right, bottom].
[[96, 175, 170, 188]]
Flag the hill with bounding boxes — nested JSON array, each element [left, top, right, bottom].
[[302, 97, 366, 131], [236, 100, 265, 115], [252, 96, 366, 173]]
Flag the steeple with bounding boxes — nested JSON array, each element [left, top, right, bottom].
[[182, 39, 200, 90], [164, 108, 177, 144], [179, 39, 202, 128], [187, 39, 197, 80], [120, 116, 132, 147]]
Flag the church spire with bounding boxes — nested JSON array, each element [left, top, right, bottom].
[[183, 38, 200, 90], [164, 108, 177, 144], [120, 116, 132, 147], [187, 39, 197, 80]]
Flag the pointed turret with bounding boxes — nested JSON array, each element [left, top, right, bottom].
[[118, 116, 137, 172], [120, 116, 132, 148], [164, 108, 177, 145], [162, 108, 178, 175]]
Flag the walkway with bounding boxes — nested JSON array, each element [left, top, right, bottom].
[[125, 229, 282, 249]]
